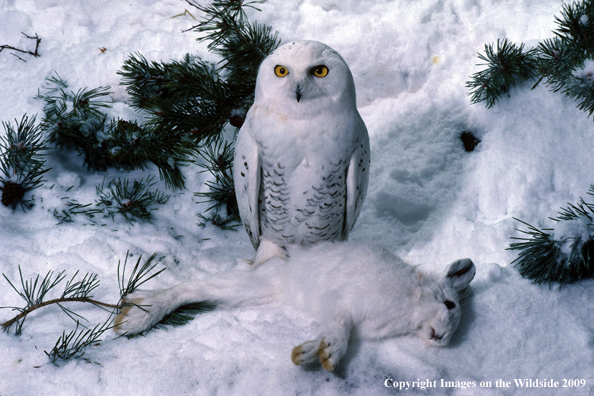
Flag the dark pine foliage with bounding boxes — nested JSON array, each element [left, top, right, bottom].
[[467, 39, 538, 108], [118, 0, 280, 218], [0, 115, 49, 210], [509, 186, 594, 285], [117, 0, 280, 141], [467, 0, 594, 118], [36, 75, 194, 190]]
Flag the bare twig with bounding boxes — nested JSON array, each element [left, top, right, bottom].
[[0, 32, 42, 61]]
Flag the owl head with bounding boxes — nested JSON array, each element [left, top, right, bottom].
[[253, 41, 357, 118]]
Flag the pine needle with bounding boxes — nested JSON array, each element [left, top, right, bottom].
[[118, 252, 166, 299], [509, 186, 594, 285], [0, 115, 50, 210], [45, 317, 115, 363], [156, 302, 216, 329], [467, 0, 594, 120]]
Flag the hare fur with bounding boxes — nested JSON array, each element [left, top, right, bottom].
[[115, 241, 475, 371]]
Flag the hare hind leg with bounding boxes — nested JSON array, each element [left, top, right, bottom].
[[115, 270, 276, 335], [115, 288, 183, 335], [291, 315, 352, 371]]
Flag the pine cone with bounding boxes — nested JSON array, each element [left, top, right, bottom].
[[229, 115, 245, 128], [1, 181, 25, 208]]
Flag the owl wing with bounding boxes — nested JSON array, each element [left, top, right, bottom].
[[343, 121, 370, 239], [233, 127, 261, 250]]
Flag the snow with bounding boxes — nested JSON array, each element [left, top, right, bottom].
[[554, 216, 594, 260], [574, 58, 594, 84], [1, 0, 594, 395]]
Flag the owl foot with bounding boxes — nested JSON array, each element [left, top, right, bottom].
[[251, 239, 287, 267]]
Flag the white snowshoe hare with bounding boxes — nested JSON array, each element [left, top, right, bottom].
[[115, 241, 475, 371]]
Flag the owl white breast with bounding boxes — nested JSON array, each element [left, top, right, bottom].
[[233, 40, 370, 265]]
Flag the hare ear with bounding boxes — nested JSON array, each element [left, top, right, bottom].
[[443, 258, 476, 292]]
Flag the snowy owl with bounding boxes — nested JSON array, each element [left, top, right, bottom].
[[233, 40, 370, 265]]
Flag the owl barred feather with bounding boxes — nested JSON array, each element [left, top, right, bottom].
[[233, 41, 370, 265]]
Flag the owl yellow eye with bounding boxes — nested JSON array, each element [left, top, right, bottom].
[[311, 65, 329, 78], [274, 65, 289, 77]]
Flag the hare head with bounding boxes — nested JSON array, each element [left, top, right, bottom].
[[415, 258, 475, 347]]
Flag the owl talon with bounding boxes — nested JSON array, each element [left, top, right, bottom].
[[251, 239, 287, 267]]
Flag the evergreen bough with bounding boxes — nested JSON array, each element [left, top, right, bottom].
[[119, 0, 279, 135], [96, 176, 170, 224], [50, 176, 170, 226], [0, 115, 49, 210], [1, 252, 164, 363], [118, 0, 280, 219], [1, 251, 217, 364], [37, 75, 192, 190], [509, 186, 594, 285], [467, 0, 594, 116], [194, 138, 239, 224], [2, 1, 280, 223]]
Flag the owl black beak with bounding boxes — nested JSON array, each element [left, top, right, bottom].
[[295, 85, 303, 102]]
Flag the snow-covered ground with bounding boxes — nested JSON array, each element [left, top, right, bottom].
[[1, 0, 593, 395]]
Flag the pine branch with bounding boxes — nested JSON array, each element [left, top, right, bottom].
[[467, 39, 538, 108], [118, 53, 234, 149], [186, 0, 268, 51], [553, 0, 594, 54], [194, 139, 238, 218], [52, 177, 170, 225], [535, 1, 594, 118], [509, 186, 594, 285], [1, 252, 165, 333], [0, 114, 47, 170], [116, 0, 280, 220], [1, 297, 119, 332], [118, 252, 165, 299], [38, 73, 112, 126], [0, 267, 114, 334], [37, 75, 193, 189], [1, 252, 165, 363], [468, 0, 594, 119], [186, 0, 280, 107], [37, 74, 114, 170], [0, 115, 50, 210], [1, 254, 207, 346], [508, 219, 561, 285], [119, 1, 280, 135], [45, 317, 115, 363], [555, 185, 594, 221], [96, 176, 170, 224]]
